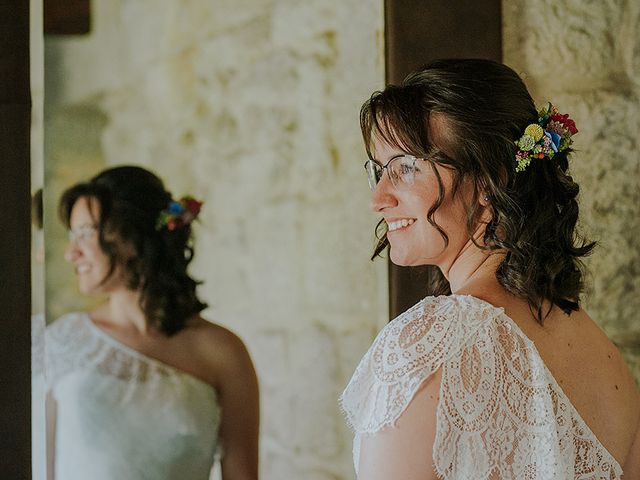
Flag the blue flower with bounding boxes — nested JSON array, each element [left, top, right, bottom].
[[168, 201, 185, 214], [544, 130, 561, 152]]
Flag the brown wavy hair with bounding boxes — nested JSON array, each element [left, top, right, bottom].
[[59, 165, 207, 336], [361, 59, 595, 323]]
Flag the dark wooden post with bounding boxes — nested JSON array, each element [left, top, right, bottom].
[[384, 0, 502, 318], [44, 0, 91, 35], [0, 1, 32, 478]]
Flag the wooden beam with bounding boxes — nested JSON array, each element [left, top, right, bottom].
[[0, 0, 31, 477], [44, 0, 91, 35], [384, 0, 502, 319]]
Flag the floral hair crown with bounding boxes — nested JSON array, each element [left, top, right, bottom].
[[155, 196, 203, 231], [514, 103, 578, 172]]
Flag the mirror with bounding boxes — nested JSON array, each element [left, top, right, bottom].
[[40, 1, 386, 479]]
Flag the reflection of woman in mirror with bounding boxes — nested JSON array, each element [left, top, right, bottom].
[[341, 59, 640, 479], [45, 166, 259, 480]]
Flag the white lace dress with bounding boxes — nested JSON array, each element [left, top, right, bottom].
[[340, 295, 623, 479], [32, 313, 46, 480], [46, 312, 221, 480]]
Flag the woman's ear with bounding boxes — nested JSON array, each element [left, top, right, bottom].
[[476, 190, 494, 225]]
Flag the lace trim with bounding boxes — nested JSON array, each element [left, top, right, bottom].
[[31, 313, 45, 377], [341, 295, 623, 480], [45, 312, 216, 395]]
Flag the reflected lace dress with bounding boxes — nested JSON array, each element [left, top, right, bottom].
[[340, 295, 623, 479], [46, 312, 221, 480], [32, 313, 46, 480]]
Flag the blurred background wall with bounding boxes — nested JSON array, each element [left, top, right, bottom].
[[41, 1, 639, 479]]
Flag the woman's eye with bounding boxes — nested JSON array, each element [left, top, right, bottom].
[[398, 164, 414, 175]]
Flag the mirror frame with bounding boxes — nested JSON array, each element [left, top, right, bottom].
[[0, 0, 32, 477]]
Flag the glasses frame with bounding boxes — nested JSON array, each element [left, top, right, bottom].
[[364, 154, 421, 190], [68, 224, 98, 244]]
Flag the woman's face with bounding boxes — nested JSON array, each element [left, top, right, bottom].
[[65, 196, 127, 295], [368, 128, 474, 272]]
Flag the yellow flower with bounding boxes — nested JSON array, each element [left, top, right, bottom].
[[524, 124, 544, 142]]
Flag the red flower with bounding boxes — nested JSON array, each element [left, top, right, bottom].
[[550, 113, 578, 135], [564, 118, 578, 135], [183, 198, 203, 215]]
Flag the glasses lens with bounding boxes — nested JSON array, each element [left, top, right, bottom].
[[364, 160, 381, 190], [389, 155, 416, 187], [69, 225, 97, 243]]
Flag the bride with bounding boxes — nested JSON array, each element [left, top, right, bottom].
[[46, 166, 259, 480], [341, 59, 640, 479]]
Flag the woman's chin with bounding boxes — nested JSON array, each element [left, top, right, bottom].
[[389, 250, 419, 267], [78, 285, 97, 295], [389, 248, 435, 268], [78, 280, 104, 296]]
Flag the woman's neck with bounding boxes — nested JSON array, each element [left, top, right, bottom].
[[443, 237, 505, 295], [96, 289, 151, 335]]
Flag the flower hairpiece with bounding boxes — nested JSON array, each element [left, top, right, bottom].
[[156, 196, 203, 231], [514, 103, 578, 172]]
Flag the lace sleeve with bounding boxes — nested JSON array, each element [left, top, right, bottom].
[[341, 295, 623, 479], [433, 303, 623, 480], [45, 313, 98, 391], [340, 295, 495, 434]]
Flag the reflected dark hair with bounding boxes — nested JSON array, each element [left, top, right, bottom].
[[361, 59, 595, 323], [32, 188, 43, 230], [59, 165, 207, 336]]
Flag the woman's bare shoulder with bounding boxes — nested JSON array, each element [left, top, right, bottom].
[[184, 316, 250, 356], [534, 307, 640, 466], [181, 317, 255, 381]]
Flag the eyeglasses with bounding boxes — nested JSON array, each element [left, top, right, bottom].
[[364, 154, 422, 190], [68, 225, 98, 244]]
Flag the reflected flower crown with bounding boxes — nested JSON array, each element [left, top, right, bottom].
[[155, 196, 203, 231], [514, 103, 578, 173]]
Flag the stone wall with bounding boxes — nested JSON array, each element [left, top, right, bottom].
[[44, 1, 386, 479], [503, 0, 640, 382]]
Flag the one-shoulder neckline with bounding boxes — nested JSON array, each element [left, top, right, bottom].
[[444, 294, 623, 473], [79, 312, 218, 396]]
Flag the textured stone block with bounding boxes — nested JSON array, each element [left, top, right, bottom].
[[504, 0, 640, 384]]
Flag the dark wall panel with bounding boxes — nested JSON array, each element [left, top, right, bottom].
[[0, 0, 31, 478], [384, 0, 502, 318], [44, 0, 91, 35]]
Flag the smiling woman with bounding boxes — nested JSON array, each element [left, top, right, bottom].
[[340, 59, 640, 480], [63, 198, 114, 294], [45, 166, 259, 480]]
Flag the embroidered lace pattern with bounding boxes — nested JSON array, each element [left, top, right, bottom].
[[340, 295, 623, 480], [45, 312, 219, 395], [47, 312, 173, 388]]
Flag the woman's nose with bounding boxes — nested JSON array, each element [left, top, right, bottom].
[[64, 241, 80, 263], [369, 176, 398, 213]]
